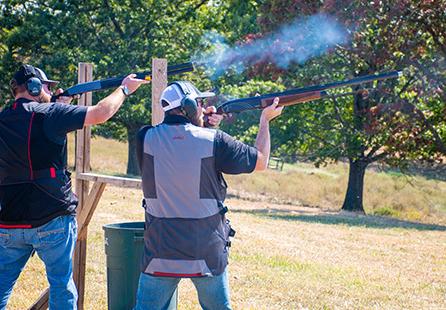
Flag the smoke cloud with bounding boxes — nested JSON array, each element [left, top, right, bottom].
[[194, 13, 349, 78]]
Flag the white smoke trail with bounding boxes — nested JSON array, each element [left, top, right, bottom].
[[194, 13, 349, 78]]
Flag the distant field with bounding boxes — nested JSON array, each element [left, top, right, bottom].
[[68, 135, 446, 225], [7, 135, 444, 309]]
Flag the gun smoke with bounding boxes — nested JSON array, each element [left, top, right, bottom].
[[194, 13, 349, 79]]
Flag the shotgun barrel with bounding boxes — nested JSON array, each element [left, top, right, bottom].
[[53, 62, 194, 99], [216, 70, 402, 114]]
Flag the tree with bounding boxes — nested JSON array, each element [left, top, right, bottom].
[[0, 0, 267, 175], [0, 0, 234, 174], [254, 0, 446, 212]]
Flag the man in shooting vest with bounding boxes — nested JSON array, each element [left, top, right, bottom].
[[0, 64, 148, 310], [134, 81, 283, 309]]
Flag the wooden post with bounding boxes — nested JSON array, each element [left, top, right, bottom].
[[149, 58, 179, 308], [29, 59, 173, 309], [28, 63, 93, 310], [29, 290, 49, 310], [73, 62, 93, 310], [151, 58, 167, 126]]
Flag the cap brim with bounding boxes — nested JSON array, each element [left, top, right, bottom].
[[197, 91, 215, 98], [43, 79, 59, 87]]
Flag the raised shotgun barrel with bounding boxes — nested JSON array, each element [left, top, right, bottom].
[[216, 70, 402, 115], [53, 62, 194, 99]]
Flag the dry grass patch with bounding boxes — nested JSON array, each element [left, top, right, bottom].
[[225, 163, 446, 225], [7, 134, 439, 309], [69, 134, 446, 224], [7, 186, 446, 309]]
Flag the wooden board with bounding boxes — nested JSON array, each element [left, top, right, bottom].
[[73, 62, 93, 310], [151, 58, 168, 126]]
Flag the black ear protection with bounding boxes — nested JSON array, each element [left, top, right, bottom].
[[10, 65, 43, 97], [21, 65, 43, 97], [26, 77, 43, 97], [171, 81, 199, 121]]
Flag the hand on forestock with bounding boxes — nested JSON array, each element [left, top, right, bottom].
[[54, 88, 73, 104], [204, 106, 224, 127], [122, 74, 150, 95], [261, 97, 283, 122]]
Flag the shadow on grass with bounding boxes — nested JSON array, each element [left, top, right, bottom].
[[230, 208, 446, 231]]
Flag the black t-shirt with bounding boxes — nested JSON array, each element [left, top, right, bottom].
[[214, 130, 257, 174], [0, 99, 87, 226], [44, 102, 89, 144]]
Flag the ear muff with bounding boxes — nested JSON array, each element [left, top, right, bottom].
[[180, 96, 199, 121], [26, 77, 42, 97], [172, 81, 199, 121]]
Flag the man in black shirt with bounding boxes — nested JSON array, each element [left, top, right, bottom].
[[134, 81, 283, 309], [0, 64, 148, 310]]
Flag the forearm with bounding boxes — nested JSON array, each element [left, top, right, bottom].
[[254, 116, 271, 170], [97, 87, 126, 121], [85, 87, 126, 125]]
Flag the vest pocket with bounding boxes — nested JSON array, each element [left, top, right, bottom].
[[214, 217, 232, 253]]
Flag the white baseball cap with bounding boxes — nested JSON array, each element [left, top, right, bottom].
[[160, 81, 215, 112]]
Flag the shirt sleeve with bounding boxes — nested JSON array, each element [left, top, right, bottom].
[[136, 125, 152, 171], [214, 130, 258, 174], [44, 103, 88, 144]]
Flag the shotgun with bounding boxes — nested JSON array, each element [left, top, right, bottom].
[[52, 62, 194, 101], [216, 71, 402, 115]]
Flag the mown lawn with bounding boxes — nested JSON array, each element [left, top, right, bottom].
[[8, 189, 446, 309], [6, 136, 446, 309]]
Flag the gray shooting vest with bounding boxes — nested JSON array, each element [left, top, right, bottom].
[[140, 120, 232, 277]]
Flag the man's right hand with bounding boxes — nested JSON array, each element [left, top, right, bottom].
[[260, 97, 283, 122], [121, 74, 150, 95], [254, 97, 283, 171]]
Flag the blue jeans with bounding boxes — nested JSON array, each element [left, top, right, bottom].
[[0, 215, 78, 310], [134, 268, 232, 310]]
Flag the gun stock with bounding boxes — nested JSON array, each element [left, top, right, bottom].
[[261, 91, 326, 108], [216, 70, 402, 115]]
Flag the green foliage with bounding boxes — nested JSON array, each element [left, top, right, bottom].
[[373, 206, 401, 218], [254, 0, 446, 167], [1, 0, 444, 191], [246, 0, 446, 211], [0, 0, 267, 173], [219, 79, 284, 145]]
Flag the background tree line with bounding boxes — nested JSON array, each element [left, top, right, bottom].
[[0, 0, 444, 213]]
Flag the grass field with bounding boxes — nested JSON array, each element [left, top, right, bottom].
[[6, 136, 446, 309], [81, 135, 446, 224]]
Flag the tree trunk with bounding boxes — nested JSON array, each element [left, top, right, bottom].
[[126, 126, 140, 176], [341, 158, 368, 213]]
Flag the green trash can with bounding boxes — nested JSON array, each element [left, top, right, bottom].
[[103, 222, 178, 310]]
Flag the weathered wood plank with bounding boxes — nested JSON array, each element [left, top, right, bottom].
[[28, 63, 94, 310], [151, 58, 167, 126], [29, 289, 49, 310], [29, 59, 170, 309], [73, 62, 93, 310], [77, 182, 107, 239], [77, 172, 142, 189]]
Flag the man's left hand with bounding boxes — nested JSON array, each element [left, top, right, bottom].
[[54, 89, 73, 104], [204, 106, 224, 127]]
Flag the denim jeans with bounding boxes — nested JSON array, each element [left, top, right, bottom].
[[0, 215, 78, 310], [134, 268, 232, 310]]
